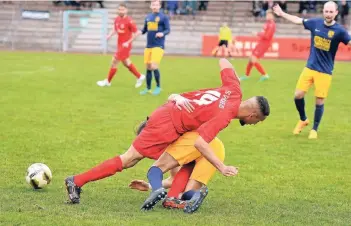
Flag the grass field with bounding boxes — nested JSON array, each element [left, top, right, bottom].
[[1, 51, 351, 226]]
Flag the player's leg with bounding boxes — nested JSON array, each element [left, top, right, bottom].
[[141, 132, 202, 210], [149, 47, 164, 95], [183, 138, 225, 213], [240, 54, 256, 80], [309, 72, 332, 139], [140, 48, 153, 95], [122, 58, 146, 88], [97, 56, 119, 87], [293, 67, 314, 135], [65, 145, 144, 204]]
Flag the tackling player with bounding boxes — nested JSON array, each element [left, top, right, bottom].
[[64, 59, 270, 206], [139, 0, 170, 96], [130, 122, 226, 214], [97, 3, 145, 88], [240, 9, 276, 82], [273, 1, 351, 139]]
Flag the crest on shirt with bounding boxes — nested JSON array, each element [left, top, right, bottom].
[[328, 30, 334, 38], [155, 16, 160, 22]]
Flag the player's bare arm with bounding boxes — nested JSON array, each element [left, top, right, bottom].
[[107, 29, 117, 40], [123, 30, 141, 47], [273, 4, 303, 24], [168, 94, 195, 113], [194, 136, 238, 177]]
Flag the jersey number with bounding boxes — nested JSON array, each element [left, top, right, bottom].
[[193, 90, 221, 106]]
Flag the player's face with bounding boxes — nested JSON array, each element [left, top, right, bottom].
[[118, 6, 127, 17], [323, 4, 338, 23], [239, 114, 266, 126], [150, 1, 161, 13]]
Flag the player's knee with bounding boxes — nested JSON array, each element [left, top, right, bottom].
[[294, 90, 305, 99], [150, 63, 159, 70], [120, 146, 143, 169], [146, 64, 152, 70], [111, 58, 118, 67], [122, 59, 131, 67], [316, 97, 325, 105], [250, 56, 257, 63]]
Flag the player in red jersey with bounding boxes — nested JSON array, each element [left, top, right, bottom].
[[97, 3, 145, 88], [240, 9, 276, 82], [65, 59, 270, 205]]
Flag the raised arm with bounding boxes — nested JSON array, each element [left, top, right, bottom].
[[219, 58, 240, 86], [273, 4, 303, 24]]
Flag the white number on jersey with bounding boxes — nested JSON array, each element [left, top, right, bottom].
[[193, 90, 221, 106]]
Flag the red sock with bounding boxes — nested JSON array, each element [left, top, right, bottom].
[[127, 64, 141, 79], [254, 62, 266, 75], [74, 156, 123, 187], [245, 62, 254, 76], [107, 68, 117, 83], [167, 162, 195, 198]]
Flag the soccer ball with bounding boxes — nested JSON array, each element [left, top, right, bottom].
[[25, 163, 52, 189]]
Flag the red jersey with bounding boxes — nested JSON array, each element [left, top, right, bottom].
[[258, 19, 276, 43], [114, 16, 137, 45], [168, 68, 242, 143]]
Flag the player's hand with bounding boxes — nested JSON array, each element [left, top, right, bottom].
[[122, 42, 130, 48], [155, 32, 164, 38], [220, 165, 239, 177], [129, 180, 150, 192], [173, 95, 195, 113], [273, 4, 283, 16]]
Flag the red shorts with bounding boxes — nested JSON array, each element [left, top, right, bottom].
[[252, 42, 270, 58], [114, 46, 131, 61], [132, 105, 180, 160]]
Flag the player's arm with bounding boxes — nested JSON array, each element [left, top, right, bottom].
[[107, 29, 116, 40], [162, 15, 170, 36], [273, 4, 303, 24], [141, 18, 148, 35], [219, 58, 240, 86], [124, 21, 142, 45], [195, 115, 238, 176]]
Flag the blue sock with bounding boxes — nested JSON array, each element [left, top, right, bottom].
[[294, 98, 307, 121], [154, 69, 160, 88], [146, 70, 152, 90], [313, 104, 324, 131], [181, 190, 196, 200], [147, 166, 163, 191]]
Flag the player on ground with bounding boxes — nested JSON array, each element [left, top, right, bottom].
[[64, 59, 270, 205], [130, 123, 226, 213], [273, 1, 351, 139], [139, 0, 170, 96], [97, 3, 145, 88], [240, 9, 276, 82]]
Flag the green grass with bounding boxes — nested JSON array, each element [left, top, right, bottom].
[[1, 51, 351, 225]]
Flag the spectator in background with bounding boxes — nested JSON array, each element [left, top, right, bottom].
[[261, 0, 274, 17], [180, 0, 197, 18], [198, 0, 208, 11], [212, 22, 233, 57], [298, 1, 309, 15], [340, 0, 350, 27], [166, 0, 178, 19], [275, 0, 287, 12], [252, 0, 263, 18]]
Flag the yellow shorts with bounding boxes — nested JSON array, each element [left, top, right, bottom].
[[296, 67, 332, 98], [165, 132, 225, 185], [144, 47, 164, 64]]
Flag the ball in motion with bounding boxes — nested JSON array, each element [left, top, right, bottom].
[[26, 163, 52, 189]]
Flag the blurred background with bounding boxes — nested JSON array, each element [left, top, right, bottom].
[[0, 0, 350, 59]]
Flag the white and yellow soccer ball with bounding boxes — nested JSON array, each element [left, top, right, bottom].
[[26, 163, 52, 189]]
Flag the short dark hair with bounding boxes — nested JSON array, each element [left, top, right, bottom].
[[119, 3, 127, 8], [135, 117, 149, 135], [256, 96, 270, 116]]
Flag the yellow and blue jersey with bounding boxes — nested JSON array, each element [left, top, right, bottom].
[[141, 12, 170, 49], [303, 18, 351, 75]]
